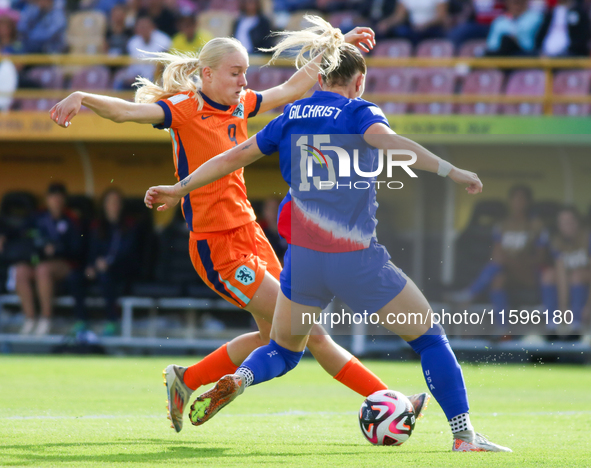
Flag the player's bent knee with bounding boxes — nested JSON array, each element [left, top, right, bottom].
[[306, 332, 334, 351]]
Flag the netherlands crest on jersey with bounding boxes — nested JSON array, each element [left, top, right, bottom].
[[232, 103, 244, 119]]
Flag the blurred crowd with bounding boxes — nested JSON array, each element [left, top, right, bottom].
[[450, 185, 591, 340], [0, 0, 590, 60], [0, 183, 286, 336]]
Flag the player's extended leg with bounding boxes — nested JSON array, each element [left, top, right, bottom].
[[375, 277, 511, 452], [166, 270, 387, 431], [189, 289, 312, 425]]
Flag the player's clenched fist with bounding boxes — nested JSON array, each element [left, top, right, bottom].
[[49, 92, 83, 128], [144, 185, 182, 212]]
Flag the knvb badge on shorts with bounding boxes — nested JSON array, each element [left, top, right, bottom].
[[235, 265, 255, 285]]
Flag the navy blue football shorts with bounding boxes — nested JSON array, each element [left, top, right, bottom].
[[280, 241, 408, 314]]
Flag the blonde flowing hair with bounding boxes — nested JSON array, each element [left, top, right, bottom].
[[133, 37, 248, 108], [261, 15, 346, 78]]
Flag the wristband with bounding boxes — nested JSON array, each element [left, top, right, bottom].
[[437, 159, 453, 177]]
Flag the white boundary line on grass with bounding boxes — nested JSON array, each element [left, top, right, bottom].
[[3, 410, 591, 420]]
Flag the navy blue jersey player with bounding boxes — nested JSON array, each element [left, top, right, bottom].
[[145, 32, 511, 453]]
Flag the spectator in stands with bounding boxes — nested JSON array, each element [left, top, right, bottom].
[[231, 0, 273, 54], [17, 0, 67, 53], [541, 207, 590, 335], [536, 0, 590, 57], [447, 0, 505, 50], [259, 198, 287, 261], [105, 3, 132, 56], [114, 14, 171, 88], [85, 188, 137, 336], [356, 0, 398, 28], [376, 0, 448, 44], [170, 13, 212, 54], [79, 0, 125, 16], [15, 183, 83, 336], [450, 185, 549, 337], [123, 0, 140, 30], [484, 0, 544, 56], [0, 9, 21, 53], [140, 0, 177, 37]]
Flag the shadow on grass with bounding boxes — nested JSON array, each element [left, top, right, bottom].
[[2, 438, 450, 465]]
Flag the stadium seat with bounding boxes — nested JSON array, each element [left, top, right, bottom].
[[284, 11, 323, 31], [502, 70, 546, 116], [198, 10, 238, 38], [207, 0, 240, 12], [372, 39, 413, 58], [416, 39, 454, 58], [67, 11, 107, 38], [367, 68, 412, 114], [458, 69, 504, 115], [552, 70, 591, 117], [67, 11, 107, 54], [131, 207, 203, 297], [0, 192, 38, 269], [412, 68, 455, 115], [458, 39, 487, 57], [248, 67, 291, 110], [25, 67, 64, 89], [327, 11, 366, 33], [70, 66, 111, 90]]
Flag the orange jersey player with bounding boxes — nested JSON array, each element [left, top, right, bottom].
[[50, 18, 416, 436]]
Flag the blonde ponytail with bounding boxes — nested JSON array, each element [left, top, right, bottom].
[[133, 37, 248, 108], [261, 15, 345, 77]]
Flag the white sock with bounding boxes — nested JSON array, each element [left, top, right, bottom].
[[449, 412, 474, 435], [235, 367, 254, 388]]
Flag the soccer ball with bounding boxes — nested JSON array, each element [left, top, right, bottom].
[[358, 390, 416, 446]]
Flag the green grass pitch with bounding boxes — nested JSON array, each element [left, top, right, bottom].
[[1, 355, 590, 467]]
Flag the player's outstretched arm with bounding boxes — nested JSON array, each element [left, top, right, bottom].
[[364, 123, 483, 195], [257, 27, 376, 114], [145, 136, 264, 211], [49, 92, 165, 128]]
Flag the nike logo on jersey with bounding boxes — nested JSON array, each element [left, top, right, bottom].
[[201, 115, 212, 120]]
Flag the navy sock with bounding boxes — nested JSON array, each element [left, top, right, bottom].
[[407, 332, 469, 420], [570, 284, 588, 327], [469, 262, 502, 297], [238, 339, 304, 386]]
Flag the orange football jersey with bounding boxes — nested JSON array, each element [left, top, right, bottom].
[[155, 89, 263, 233]]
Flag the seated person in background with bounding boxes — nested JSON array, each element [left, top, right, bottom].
[[231, 0, 274, 54], [104, 4, 133, 56], [170, 13, 212, 54], [15, 183, 83, 336], [17, 0, 67, 53], [484, 0, 543, 56], [114, 15, 171, 89], [140, 0, 177, 38], [447, 0, 505, 50], [541, 207, 590, 334], [0, 9, 22, 54], [356, 0, 398, 31], [376, 0, 448, 44], [85, 188, 137, 336], [535, 0, 590, 57], [452, 186, 549, 332]]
